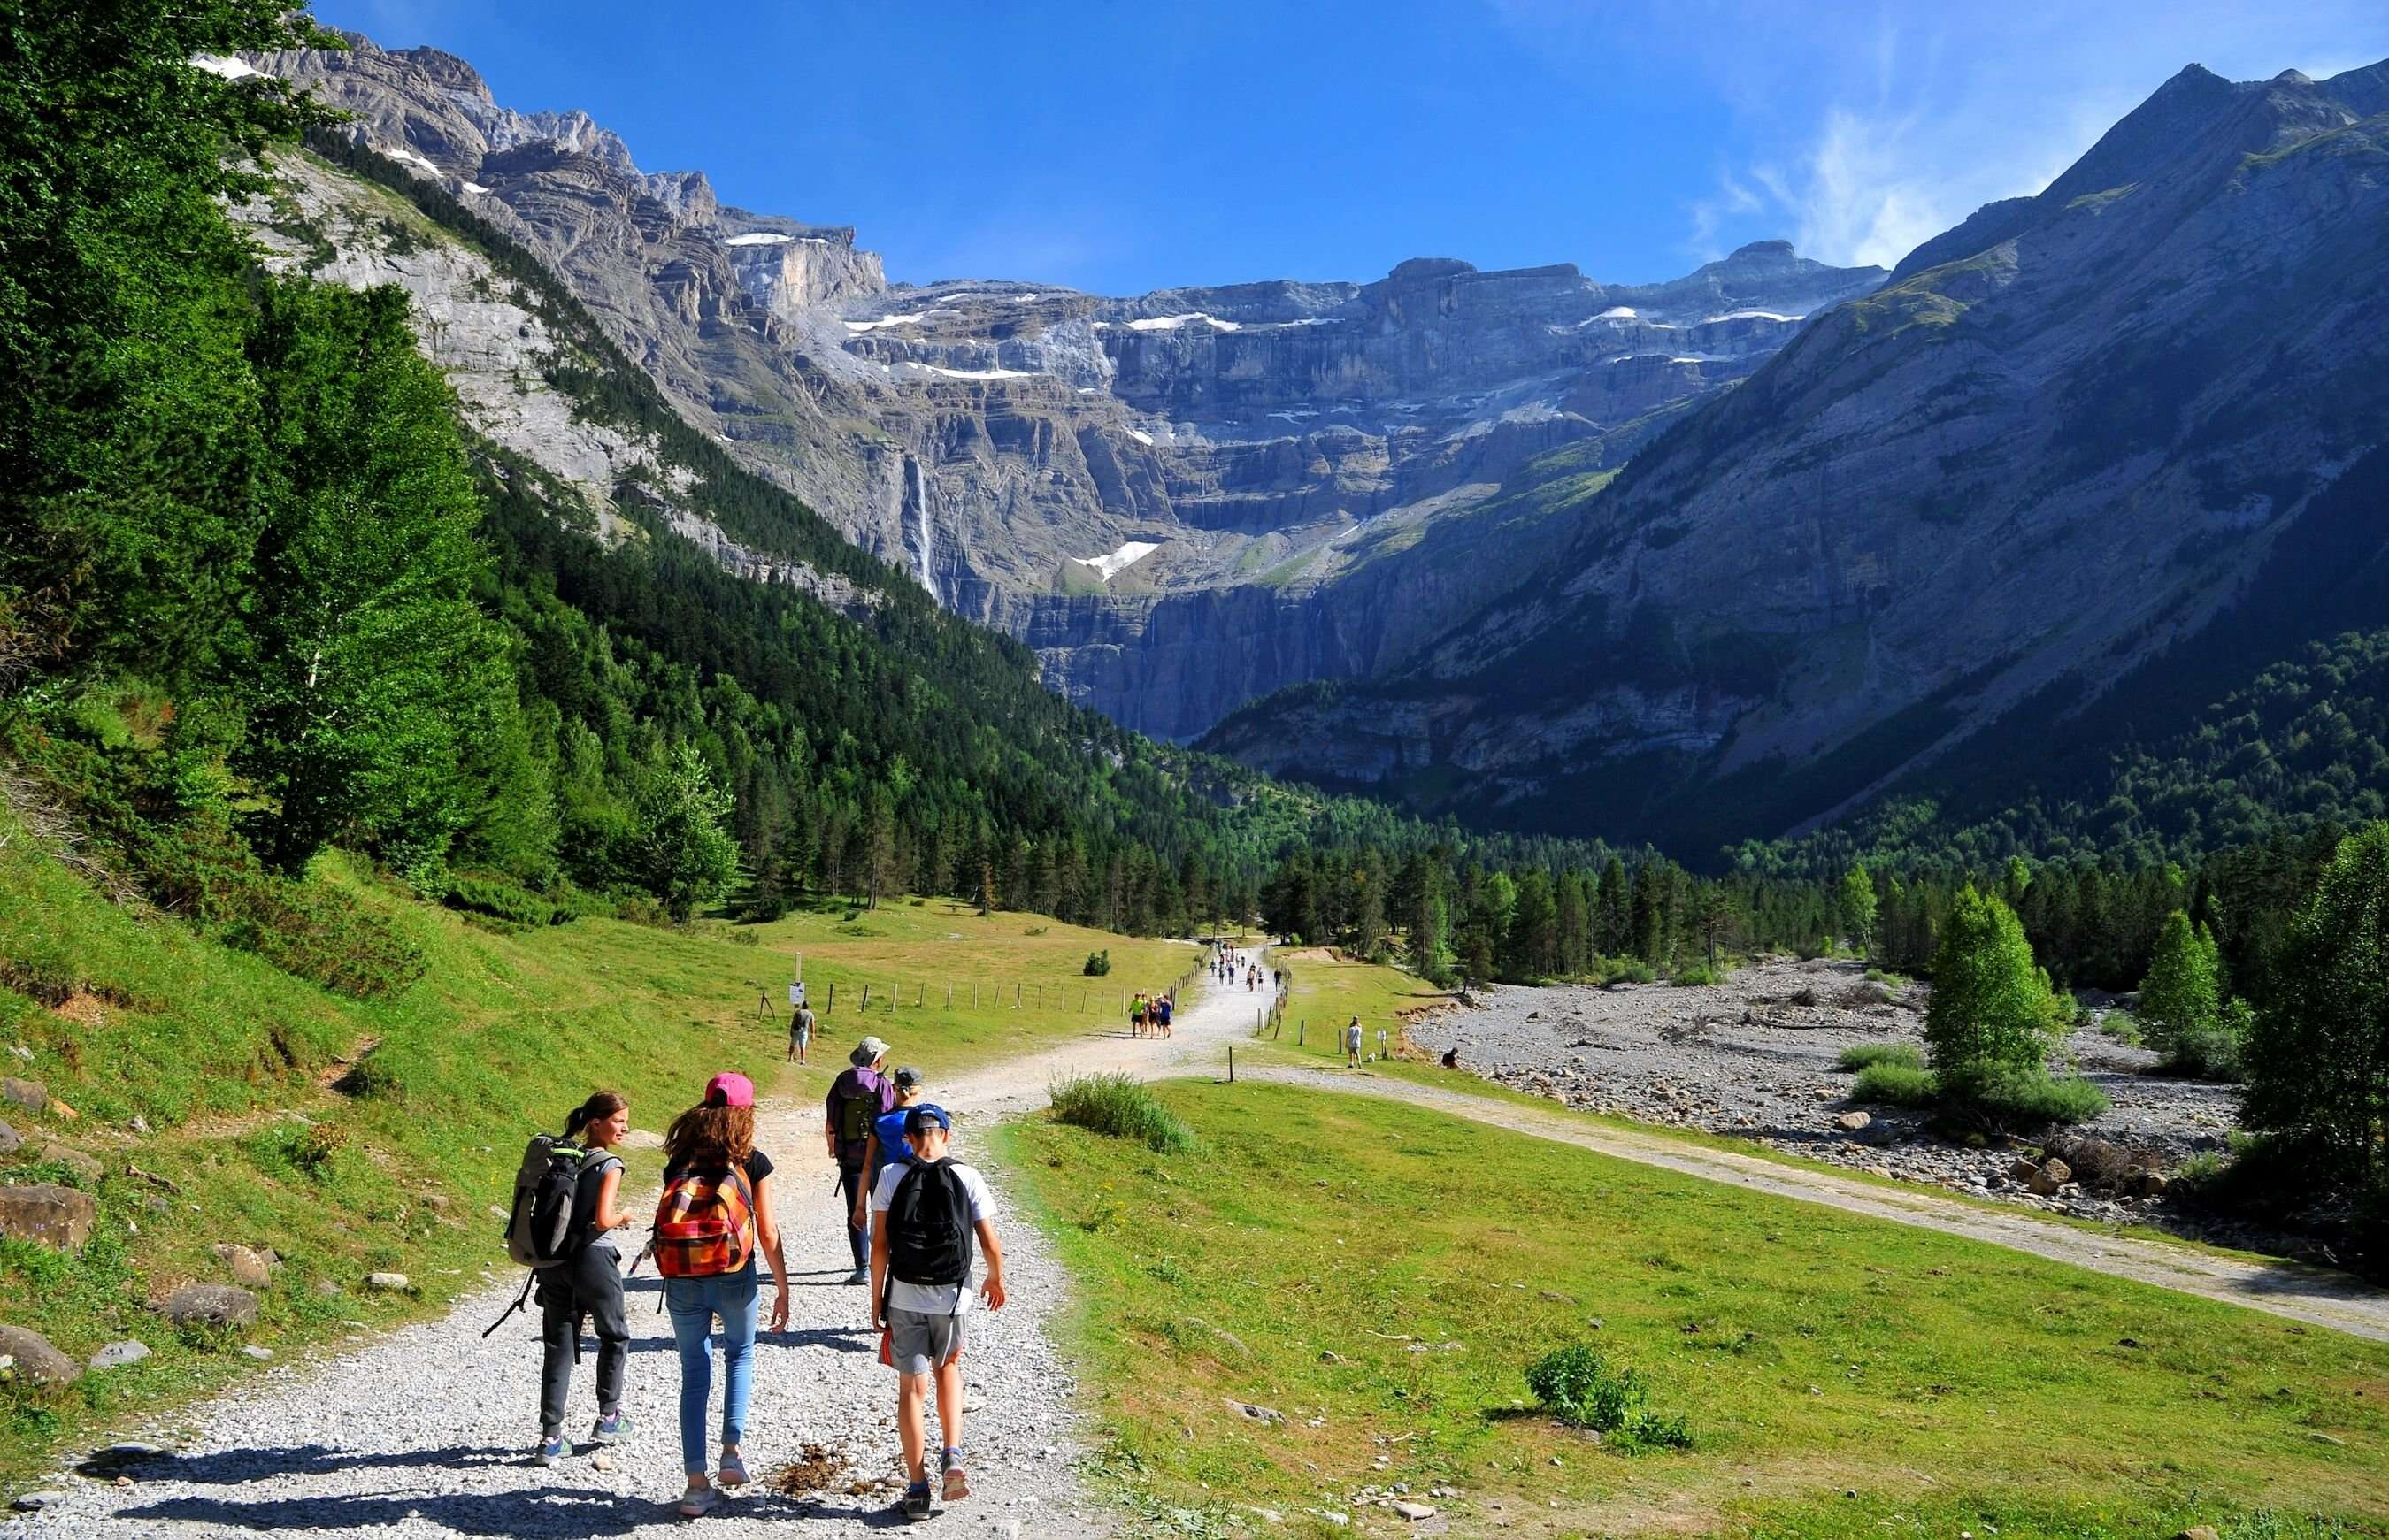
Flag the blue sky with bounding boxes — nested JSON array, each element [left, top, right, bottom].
[[318, 0, 2389, 295]]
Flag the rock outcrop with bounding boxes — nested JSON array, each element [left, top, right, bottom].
[[243, 34, 1879, 740]]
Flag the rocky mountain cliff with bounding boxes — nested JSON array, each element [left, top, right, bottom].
[[241, 34, 1879, 739], [1207, 59, 2389, 853]]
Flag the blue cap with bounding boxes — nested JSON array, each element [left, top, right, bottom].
[[903, 1103, 951, 1137]]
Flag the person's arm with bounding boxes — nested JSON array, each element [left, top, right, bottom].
[[850, 1133, 879, 1227], [752, 1172, 791, 1331], [869, 1206, 892, 1330], [592, 1162, 630, 1232], [974, 1220, 1006, 1310], [824, 1083, 841, 1159]]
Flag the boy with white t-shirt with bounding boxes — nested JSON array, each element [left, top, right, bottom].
[[869, 1104, 1007, 1520]]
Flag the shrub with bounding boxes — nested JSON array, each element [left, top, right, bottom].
[[1049, 1073, 1194, 1154], [1524, 1345, 1692, 1452], [444, 875, 560, 928], [1924, 887, 2064, 1079], [222, 874, 426, 1000], [1940, 1063, 2109, 1128], [1837, 1042, 1924, 1072], [1850, 1061, 1937, 1106], [2163, 998, 2247, 1080], [1600, 958, 1656, 985], [2139, 910, 2225, 1071], [1083, 948, 1112, 977], [1670, 964, 1722, 987]]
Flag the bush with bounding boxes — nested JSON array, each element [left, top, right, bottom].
[[222, 873, 426, 1000], [444, 875, 560, 928], [1837, 1042, 1924, 1072], [2162, 1000, 2247, 1080], [1523, 1345, 1692, 1452], [1851, 1061, 1937, 1106], [1599, 958, 1656, 985], [1669, 964, 1722, 987], [1048, 1073, 1194, 1154], [1083, 948, 1112, 977], [1940, 1063, 2109, 1128]]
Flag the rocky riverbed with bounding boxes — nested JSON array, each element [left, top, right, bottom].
[[1402, 958, 2285, 1247]]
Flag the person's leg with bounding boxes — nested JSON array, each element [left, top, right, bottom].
[[578, 1247, 629, 1426], [664, 1279, 714, 1483], [715, 1268, 759, 1480], [895, 1370, 931, 1483], [933, 1353, 964, 1452], [837, 1163, 870, 1274], [536, 1278, 575, 1443]]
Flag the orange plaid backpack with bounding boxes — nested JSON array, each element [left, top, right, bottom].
[[650, 1163, 756, 1278]]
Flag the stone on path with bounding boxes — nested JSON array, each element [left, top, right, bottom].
[[1394, 1499, 1439, 1520], [11, 1492, 65, 1513], [0, 1182, 97, 1251], [1835, 1111, 1871, 1131], [1225, 1397, 1284, 1425], [160, 1283, 258, 1330], [0, 1324, 79, 1388], [0, 1116, 19, 1153], [87, 1340, 151, 1371]]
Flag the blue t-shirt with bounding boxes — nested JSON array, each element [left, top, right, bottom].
[[872, 1109, 917, 1172]]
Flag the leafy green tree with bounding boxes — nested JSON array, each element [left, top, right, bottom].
[[240, 281, 520, 877], [2139, 910, 2229, 1073], [1924, 886, 2063, 1079], [1839, 863, 1878, 957], [626, 742, 740, 922], [1410, 889, 1453, 984], [2243, 824, 2389, 1190]]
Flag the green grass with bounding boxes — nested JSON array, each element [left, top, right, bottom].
[[0, 814, 1194, 1490], [1849, 1061, 1939, 1106], [1049, 1073, 1195, 1154], [999, 1080, 2389, 1540]]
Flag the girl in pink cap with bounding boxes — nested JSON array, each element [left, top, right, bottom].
[[657, 1071, 789, 1516]]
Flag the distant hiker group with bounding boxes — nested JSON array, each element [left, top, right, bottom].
[[502, 1035, 1008, 1522], [1128, 988, 1173, 1038]]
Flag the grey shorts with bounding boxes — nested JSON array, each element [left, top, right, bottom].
[[887, 1306, 965, 1375]]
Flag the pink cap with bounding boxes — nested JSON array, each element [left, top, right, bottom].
[[703, 1072, 755, 1108]]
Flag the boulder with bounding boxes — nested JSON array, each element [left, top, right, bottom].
[[211, 1243, 276, 1291], [0, 1077, 46, 1114], [1835, 1111, 1872, 1132], [1223, 1398, 1284, 1426], [1393, 1501, 1438, 1521], [0, 1183, 97, 1251], [2007, 1158, 2041, 1182], [0, 1117, 19, 1154], [2175, 1529, 2220, 1540], [1791, 987, 1821, 1008], [11, 1492, 65, 1513], [1845, 980, 1895, 1006], [2138, 1170, 2170, 1199], [160, 1282, 258, 1329], [2041, 1159, 2073, 1186], [42, 1143, 104, 1187], [364, 1271, 411, 1292], [2025, 1166, 2064, 1197], [87, 1340, 151, 1371], [0, 1326, 78, 1388]]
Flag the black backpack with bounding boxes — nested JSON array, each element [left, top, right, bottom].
[[504, 1136, 596, 1268], [886, 1160, 974, 1290]]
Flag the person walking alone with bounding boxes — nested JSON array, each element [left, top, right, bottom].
[[787, 999, 817, 1065], [870, 1105, 1007, 1521], [655, 1073, 790, 1517], [1345, 1016, 1363, 1068], [827, 1038, 896, 1284]]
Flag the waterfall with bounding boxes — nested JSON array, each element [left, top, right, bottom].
[[910, 456, 937, 601]]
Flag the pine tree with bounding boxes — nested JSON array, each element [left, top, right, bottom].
[[1596, 857, 1631, 956], [626, 742, 740, 922]]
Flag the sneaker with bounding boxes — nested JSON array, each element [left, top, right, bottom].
[[588, 1413, 631, 1445], [847, 1266, 871, 1285], [534, 1435, 571, 1467], [940, 1447, 970, 1502], [679, 1484, 721, 1519], [903, 1480, 933, 1520], [717, 1449, 749, 1489]]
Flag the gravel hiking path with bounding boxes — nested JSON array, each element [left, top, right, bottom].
[[7, 978, 1256, 1538], [1233, 1059, 2389, 1343]]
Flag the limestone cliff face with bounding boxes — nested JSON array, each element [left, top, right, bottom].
[[1209, 59, 2389, 847], [245, 33, 1880, 741]]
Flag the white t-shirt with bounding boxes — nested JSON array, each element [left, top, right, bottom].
[[788, 981, 806, 1007], [871, 1160, 995, 1314]]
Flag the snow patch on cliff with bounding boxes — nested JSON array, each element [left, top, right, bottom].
[[1127, 313, 1242, 333], [1072, 541, 1162, 580], [1700, 310, 1805, 324]]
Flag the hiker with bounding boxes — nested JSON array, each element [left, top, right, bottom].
[[1130, 992, 1148, 1038], [827, 1037, 897, 1283], [787, 999, 817, 1064], [656, 1072, 790, 1517], [1345, 1016, 1363, 1067], [850, 1065, 927, 1233], [1156, 992, 1173, 1038], [1440, 1046, 1460, 1069], [530, 1091, 635, 1467], [870, 1104, 1007, 1521]]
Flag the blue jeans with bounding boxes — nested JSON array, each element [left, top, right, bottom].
[[664, 1268, 758, 1476]]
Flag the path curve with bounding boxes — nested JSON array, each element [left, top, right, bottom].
[[5, 976, 1264, 1537]]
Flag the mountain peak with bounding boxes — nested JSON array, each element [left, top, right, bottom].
[[1728, 240, 1796, 261], [1385, 257, 1478, 282]]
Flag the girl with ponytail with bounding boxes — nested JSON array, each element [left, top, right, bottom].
[[533, 1090, 635, 1467]]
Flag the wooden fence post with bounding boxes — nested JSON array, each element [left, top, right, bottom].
[[1228, 1046, 1235, 1084], [1015, 983, 1022, 1009], [1298, 1018, 1304, 1046], [861, 984, 870, 1009], [945, 981, 953, 1010], [827, 982, 835, 1014]]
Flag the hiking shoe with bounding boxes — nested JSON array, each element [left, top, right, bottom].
[[534, 1435, 571, 1467], [588, 1413, 631, 1445], [678, 1484, 721, 1519], [903, 1480, 933, 1520], [718, 1450, 749, 1489], [940, 1447, 970, 1501]]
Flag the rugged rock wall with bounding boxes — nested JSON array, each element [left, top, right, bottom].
[[245, 33, 1882, 740]]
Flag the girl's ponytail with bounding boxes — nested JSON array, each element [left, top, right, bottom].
[[563, 1089, 627, 1143]]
